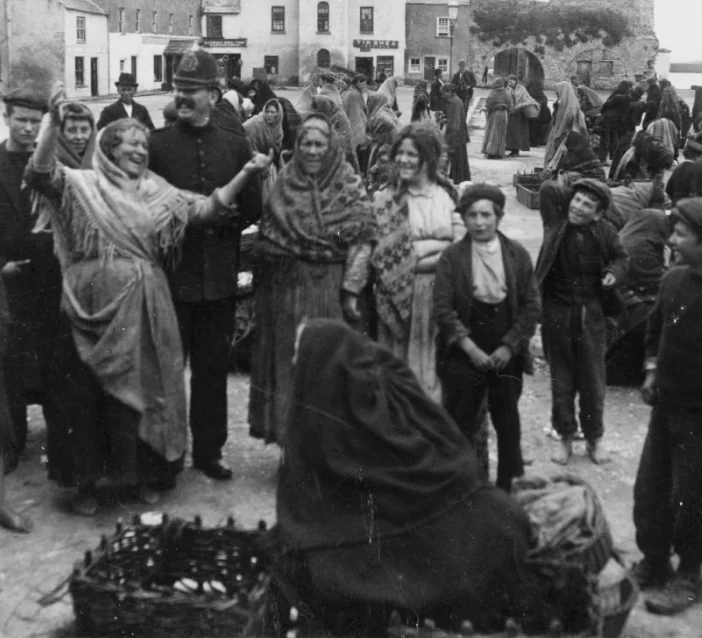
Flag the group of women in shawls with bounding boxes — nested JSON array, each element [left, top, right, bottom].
[[27, 85, 272, 516], [482, 79, 512, 159], [505, 75, 537, 157]]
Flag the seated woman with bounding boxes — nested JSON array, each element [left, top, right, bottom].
[[433, 185, 541, 492], [269, 318, 551, 636], [28, 86, 271, 515], [606, 210, 671, 386]]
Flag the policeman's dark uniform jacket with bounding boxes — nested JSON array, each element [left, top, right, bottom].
[[148, 50, 262, 478], [96, 73, 155, 131]]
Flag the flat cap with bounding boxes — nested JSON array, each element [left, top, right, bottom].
[[672, 197, 702, 237], [458, 183, 506, 212], [573, 178, 612, 211], [173, 49, 219, 88], [3, 85, 48, 112]]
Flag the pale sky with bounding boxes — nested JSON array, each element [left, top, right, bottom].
[[654, 0, 702, 61]]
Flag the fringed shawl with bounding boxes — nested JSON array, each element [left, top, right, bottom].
[[243, 98, 284, 155], [259, 132, 374, 263]]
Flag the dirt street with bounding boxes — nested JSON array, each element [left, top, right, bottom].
[[0, 87, 700, 637]]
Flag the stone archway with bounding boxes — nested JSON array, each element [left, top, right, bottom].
[[489, 48, 544, 85]]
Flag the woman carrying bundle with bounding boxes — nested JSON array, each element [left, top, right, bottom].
[[505, 75, 537, 157]]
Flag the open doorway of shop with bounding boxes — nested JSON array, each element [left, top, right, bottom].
[[355, 57, 374, 82]]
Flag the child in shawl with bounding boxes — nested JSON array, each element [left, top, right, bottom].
[[243, 98, 284, 200], [411, 80, 431, 123], [482, 79, 511, 159]]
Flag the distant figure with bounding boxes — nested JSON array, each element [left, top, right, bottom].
[[482, 66, 489, 85], [430, 68, 445, 114], [97, 73, 154, 131], [451, 59, 477, 112]]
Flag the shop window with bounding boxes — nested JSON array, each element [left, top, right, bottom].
[[272, 6, 285, 33], [360, 7, 374, 34], [598, 61, 614, 76], [317, 48, 331, 68], [76, 16, 86, 43], [409, 58, 421, 74], [436, 17, 449, 37], [264, 56, 279, 75], [154, 55, 163, 82], [437, 58, 449, 73], [75, 57, 85, 86], [317, 2, 329, 33], [207, 15, 223, 38]]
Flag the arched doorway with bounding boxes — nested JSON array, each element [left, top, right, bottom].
[[317, 49, 331, 69], [489, 48, 544, 85]]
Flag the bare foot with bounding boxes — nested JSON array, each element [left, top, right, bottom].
[[137, 485, 161, 506], [0, 505, 32, 532], [551, 437, 573, 465], [72, 488, 98, 517], [587, 439, 611, 465]]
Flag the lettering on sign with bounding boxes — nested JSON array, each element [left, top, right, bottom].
[[204, 38, 248, 47], [352, 39, 399, 49]]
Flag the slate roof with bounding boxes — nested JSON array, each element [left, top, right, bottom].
[[58, 0, 107, 15]]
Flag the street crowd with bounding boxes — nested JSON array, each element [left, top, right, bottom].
[[2, 45, 702, 629]]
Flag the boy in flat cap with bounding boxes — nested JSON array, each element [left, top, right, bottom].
[[97, 72, 154, 131], [434, 184, 541, 492], [535, 178, 628, 465], [633, 197, 702, 614]]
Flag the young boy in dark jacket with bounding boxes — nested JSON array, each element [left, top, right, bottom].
[[633, 197, 702, 615], [536, 178, 629, 466]]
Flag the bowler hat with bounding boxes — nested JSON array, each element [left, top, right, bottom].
[[573, 178, 612, 212], [115, 73, 138, 88], [3, 83, 48, 112], [173, 50, 219, 89]]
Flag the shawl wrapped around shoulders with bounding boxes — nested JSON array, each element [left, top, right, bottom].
[[243, 98, 284, 155], [486, 88, 512, 113], [511, 83, 539, 113]]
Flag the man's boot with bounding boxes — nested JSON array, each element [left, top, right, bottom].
[[551, 435, 573, 465], [645, 572, 700, 615], [587, 438, 611, 464], [632, 556, 675, 590]]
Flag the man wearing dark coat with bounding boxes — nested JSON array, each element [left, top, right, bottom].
[[451, 60, 477, 113], [148, 49, 262, 480], [96, 73, 154, 131]]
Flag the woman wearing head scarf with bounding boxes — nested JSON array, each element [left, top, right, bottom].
[[505, 75, 536, 157], [577, 83, 604, 123], [244, 78, 277, 115], [482, 78, 511, 159], [544, 81, 589, 169], [248, 115, 375, 444], [377, 76, 402, 116], [270, 318, 549, 636], [343, 74, 370, 172], [366, 92, 401, 169], [318, 72, 343, 107], [526, 78, 552, 147], [411, 80, 431, 123], [642, 79, 662, 130], [606, 209, 671, 385], [556, 130, 606, 180], [596, 81, 631, 164], [310, 94, 361, 173], [27, 88, 270, 516], [441, 83, 471, 183], [244, 98, 284, 200], [370, 124, 464, 402], [654, 82, 682, 135]]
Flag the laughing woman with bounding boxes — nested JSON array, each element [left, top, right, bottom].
[[26, 88, 271, 516]]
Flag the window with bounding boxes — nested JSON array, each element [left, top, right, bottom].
[[271, 6, 285, 33], [118, 7, 125, 33], [131, 56, 137, 80], [207, 15, 222, 38], [76, 16, 86, 42], [135, 9, 141, 32], [154, 55, 163, 82], [597, 61, 614, 76], [360, 7, 373, 34], [119, 59, 125, 72], [436, 16, 449, 37], [152, 11, 158, 32], [409, 58, 421, 73], [317, 48, 330, 68], [189, 15, 194, 35], [317, 2, 329, 32], [264, 55, 279, 75], [75, 57, 85, 85], [437, 58, 448, 72], [168, 13, 174, 34]]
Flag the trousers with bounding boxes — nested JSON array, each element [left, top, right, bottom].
[[634, 405, 702, 571], [541, 297, 606, 441], [175, 297, 235, 464]]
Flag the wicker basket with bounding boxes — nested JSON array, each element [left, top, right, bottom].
[[594, 567, 639, 638], [516, 183, 541, 209], [70, 514, 269, 637]]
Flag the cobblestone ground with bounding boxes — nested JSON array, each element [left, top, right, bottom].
[[1, 88, 701, 637]]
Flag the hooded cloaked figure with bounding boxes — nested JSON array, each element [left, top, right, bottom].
[[544, 81, 589, 169]]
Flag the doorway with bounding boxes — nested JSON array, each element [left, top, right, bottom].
[[90, 58, 98, 96], [377, 56, 394, 79], [491, 48, 545, 85], [355, 57, 374, 82], [576, 61, 592, 87]]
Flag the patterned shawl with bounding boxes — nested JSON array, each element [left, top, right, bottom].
[[243, 98, 284, 155], [367, 93, 400, 148], [259, 118, 375, 262], [311, 95, 360, 172]]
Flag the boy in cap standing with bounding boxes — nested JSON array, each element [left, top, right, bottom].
[[633, 197, 702, 614], [97, 72, 154, 131], [535, 178, 629, 465], [148, 49, 262, 481]]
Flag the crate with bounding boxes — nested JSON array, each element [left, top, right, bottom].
[[516, 183, 541, 209], [512, 168, 544, 187]]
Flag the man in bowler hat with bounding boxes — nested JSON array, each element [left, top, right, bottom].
[[97, 72, 154, 131], [148, 49, 262, 480]]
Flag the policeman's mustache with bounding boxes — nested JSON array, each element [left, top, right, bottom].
[[175, 97, 196, 110]]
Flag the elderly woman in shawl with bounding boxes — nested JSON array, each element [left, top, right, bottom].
[[248, 114, 375, 445], [244, 98, 284, 199], [377, 76, 402, 116], [544, 81, 589, 169], [482, 79, 512, 159], [527, 78, 552, 147], [27, 88, 271, 516], [411, 80, 431, 123], [366, 92, 401, 169], [267, 319, 592, 637], [606, 210, 671, 385], [505, 75, 537, 157], [370, 123, 465, 402]]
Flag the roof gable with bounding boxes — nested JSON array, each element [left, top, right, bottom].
[[58, 0, 107, 15]]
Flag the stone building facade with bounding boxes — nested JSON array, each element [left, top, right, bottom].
[[200, 0, 406, 85], [405, 0, 658, 90]]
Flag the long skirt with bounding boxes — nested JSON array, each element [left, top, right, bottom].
[[377, 273, 441, 403], [506, 110, 530, 152], [529, 104, 552, 147], [249, 256, 347, 444], [447, 140, 471, 184], [482, 110, 508, 157]]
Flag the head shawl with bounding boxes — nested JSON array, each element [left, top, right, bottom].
[[657, 87, 681, 127], [377, 77, 399, 105], [259, 115, 374, 262], [366, 93, 401, 153], [276, 319, 478, 550], [243, 98, 284, 155], [311, 95, 360, 172], [486, 80, 511, 113], [558, 130, 603, 179], [276, 96, 302, 151], [245, 79, 277, 114], [544, 81, 588, 166]]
